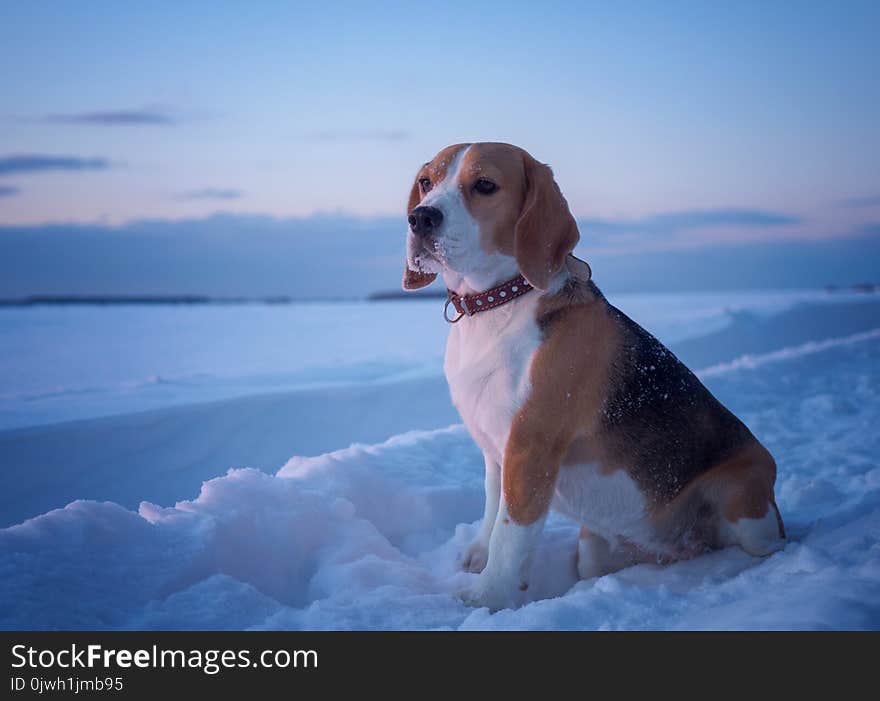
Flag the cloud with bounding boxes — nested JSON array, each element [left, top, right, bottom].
[[0, 213, 874, 299], [0, 155, 110, 176], [583, 222, 880, 293], [178, 188, 243, 201], [0, 185, 20, 198], [0, 213, 404, 299], [838, 195, 880, 208], [46, 110, 175, 126], [306, 129, 410, 142], [581, 209, 801, 238], [576, 208, 803, 253]]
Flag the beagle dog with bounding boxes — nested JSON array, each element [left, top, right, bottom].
[[404, 142, 785, 612]]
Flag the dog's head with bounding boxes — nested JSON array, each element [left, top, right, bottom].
[[403, 142, 580, 292]]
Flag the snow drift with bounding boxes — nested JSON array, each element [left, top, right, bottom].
[[1, 295, 879, 629]]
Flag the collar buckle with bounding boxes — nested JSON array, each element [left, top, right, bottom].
[[443, 297, 465, 323]]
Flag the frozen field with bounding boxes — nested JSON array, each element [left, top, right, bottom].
[[1, 289, 879, 629], [0, 288, 856, 431]]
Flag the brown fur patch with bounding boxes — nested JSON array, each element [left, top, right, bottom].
[[415, 143, 471, 193], [402, 268, 438, 290], [650, 439, 782, 548], [512, 152, 580, 290], [503, 274, 621, 525], [453, 143, 579, 290], [458, 143, 529, 258], [696, 440, 778, 523]]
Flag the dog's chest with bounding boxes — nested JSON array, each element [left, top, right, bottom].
[[444, 300, 543, 463]]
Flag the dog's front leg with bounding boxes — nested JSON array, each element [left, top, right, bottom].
[[461, 435, 562, 612], [461, 455, 501, 573], [461, 500, 549, 612]]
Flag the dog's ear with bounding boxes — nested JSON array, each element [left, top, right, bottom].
[[403, 176, 437, 290], [403, 267, 437, 290], [514, 154, 579, 290]]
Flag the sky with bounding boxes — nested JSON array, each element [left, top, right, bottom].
[[1, 1, 879, 295]]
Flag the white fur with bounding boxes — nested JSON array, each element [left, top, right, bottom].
[[460, 454, 500, 573], [724, 508, 785, 557], [444, 293, 543, 465], [552, 462, 650, 544], [461, 500, 547, 611]]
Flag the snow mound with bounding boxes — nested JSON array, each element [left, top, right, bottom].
[[2, 333, 879, 630]]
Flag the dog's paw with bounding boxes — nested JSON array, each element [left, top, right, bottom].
[[457, 575, 524, 613], [460, 540, 489, 573]]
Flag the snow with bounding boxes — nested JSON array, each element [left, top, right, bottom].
[[0, 288, 865, 430], [698, 328, 880, 377], [1, 290, 879, 629]]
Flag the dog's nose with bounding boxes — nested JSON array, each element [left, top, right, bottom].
[[408, 206, 443, 237]]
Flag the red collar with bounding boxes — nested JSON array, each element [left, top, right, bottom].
[[444, 275, 534, 323]]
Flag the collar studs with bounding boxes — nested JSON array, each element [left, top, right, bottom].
[[444, 274, 533, 323]]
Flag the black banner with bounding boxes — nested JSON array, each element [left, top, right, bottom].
[[1, 631, 871, 697]]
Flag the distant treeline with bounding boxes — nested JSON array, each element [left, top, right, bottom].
[[826, 283, 879, 294], [0, 292, 446, 306], [366, 290, 446, 301], [0, 295, 298, 307]]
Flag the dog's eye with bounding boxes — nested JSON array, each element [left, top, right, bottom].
[[473, 179, 498, 195], [418, 177, 432, 194]]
